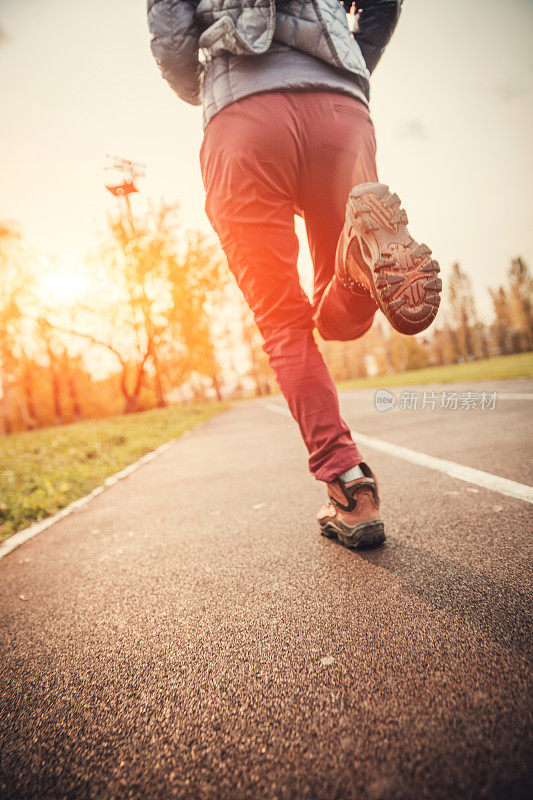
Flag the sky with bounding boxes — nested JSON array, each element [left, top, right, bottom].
[[1, 0, 532, 320]]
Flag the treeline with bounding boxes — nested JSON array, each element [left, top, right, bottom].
[[244, 258, 533, 393], [0, 209, 231, 433], [319, 258, 533, 383], [1, 209, 532, 432]]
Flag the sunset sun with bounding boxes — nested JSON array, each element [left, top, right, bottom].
[[38, 264, 90, 304]]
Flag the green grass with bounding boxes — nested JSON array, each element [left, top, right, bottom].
[[0, 403, 226, 541], [337, 352, 533, 390]]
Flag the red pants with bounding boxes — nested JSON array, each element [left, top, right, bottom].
[[200, 91, 378, 482]]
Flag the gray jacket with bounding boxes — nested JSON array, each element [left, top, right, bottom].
[[147, 0, 402, 127]]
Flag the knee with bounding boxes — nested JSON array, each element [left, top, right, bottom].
[[262, 319, 317, 363], [316, 312, 375, 342]]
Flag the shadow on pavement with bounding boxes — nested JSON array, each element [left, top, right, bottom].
[[356, 538, 532, 660]]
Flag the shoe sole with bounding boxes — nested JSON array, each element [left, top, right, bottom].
[[344, 182, 442, 335], [319, 518, 385, 550]]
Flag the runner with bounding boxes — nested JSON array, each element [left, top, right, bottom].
[[147, 0, 442, 548]]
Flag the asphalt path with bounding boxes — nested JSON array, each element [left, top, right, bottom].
[[1, 379, 532, 800]]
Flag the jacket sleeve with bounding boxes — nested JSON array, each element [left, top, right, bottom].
[[355, 0, 403, 74], [147, 0, 203, 106]]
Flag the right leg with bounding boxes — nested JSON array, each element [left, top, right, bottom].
[[300, 94, 380, 342], [303, 94, 441, 340], [200, 93, 363, 482]]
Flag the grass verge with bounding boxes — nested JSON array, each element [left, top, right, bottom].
[[0, 403, 226, 541], [338, 352, 533, 390]]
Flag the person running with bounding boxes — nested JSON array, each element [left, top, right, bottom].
[[147, 0, 442, 549]]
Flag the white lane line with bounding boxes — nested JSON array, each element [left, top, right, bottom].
[[351, 431, 533, 504], [262, 401, 292, 416], [262, 402, 533, 504]]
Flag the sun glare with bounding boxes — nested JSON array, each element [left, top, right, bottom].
[[39, 267, 90, 305]]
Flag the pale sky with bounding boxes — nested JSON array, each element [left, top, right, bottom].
[[1, 0, 532, 320]]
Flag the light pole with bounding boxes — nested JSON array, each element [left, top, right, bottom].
[[104, 155, 146, 231]]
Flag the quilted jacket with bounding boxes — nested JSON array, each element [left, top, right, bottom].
[[147, 0, 402, 126]]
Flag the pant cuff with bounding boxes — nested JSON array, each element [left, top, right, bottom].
[[311, 448, 363, 483]]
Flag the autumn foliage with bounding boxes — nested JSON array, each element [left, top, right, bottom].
[[1, 209, 532, 433]]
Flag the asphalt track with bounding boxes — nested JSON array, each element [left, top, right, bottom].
[[1, 379, 532, 800]]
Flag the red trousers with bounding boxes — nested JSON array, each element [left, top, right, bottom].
[[200, 91, 379, 482]]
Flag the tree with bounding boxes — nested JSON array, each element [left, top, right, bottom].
[[508, 257, 533, 348], [489, 286, 512, 355], [388, 331, 429, 373], [448, 262, 479, 360], [488, 258, 533, 355], [239, 301, 275, 396], [427, 322, 457, 367], [45, 204, 227, 413], [0, 222, 32, 433], [165, 228, 227, 400], [18, 349, 38, 429], [37, 319, 64, 425]]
